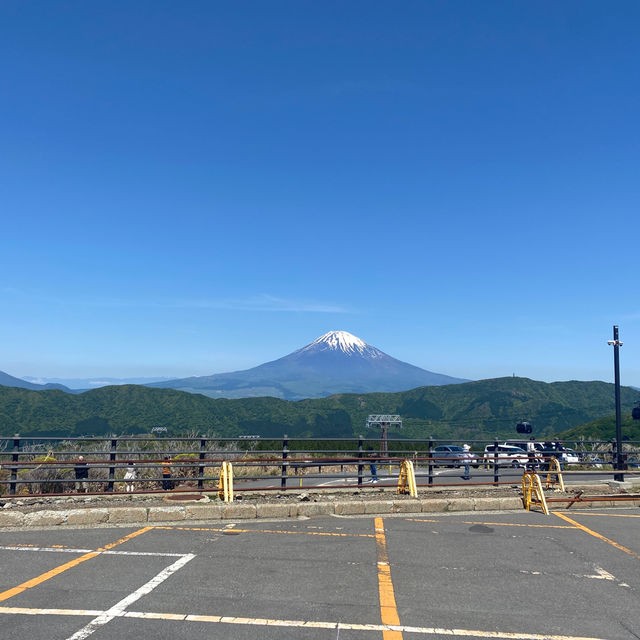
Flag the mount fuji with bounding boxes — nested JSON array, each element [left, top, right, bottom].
[[148, 330, 468, 400]]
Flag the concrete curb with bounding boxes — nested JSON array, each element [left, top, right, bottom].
[[2, 493, 637, 528]]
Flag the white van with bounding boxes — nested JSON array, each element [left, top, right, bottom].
[[483, 444, 528, 467]]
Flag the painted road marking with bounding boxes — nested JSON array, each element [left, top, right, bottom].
[[554, 512, 640, 560], [405, 519, 574, 529], [0, 605, 609, 639], [559, 512, 640, 518], [153, 525, 375, 538], [0, 527, 153, 603], [0, 545, 186, 557], [65, 553, 195, 640], [517, 566, 629, 587], [374, 517, 403, 640]]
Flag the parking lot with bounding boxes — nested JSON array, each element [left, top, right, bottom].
[[1, 508, 639, 639]]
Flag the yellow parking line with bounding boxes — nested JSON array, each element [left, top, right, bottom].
[[461, 521, 574, 529], [405, 519, 573, 529], [0, 527, 152, 603], [155, 525, 374, 538], [374, 517, 403, 640], [554, 513, 640, 560], [98, 527, 153, 551]]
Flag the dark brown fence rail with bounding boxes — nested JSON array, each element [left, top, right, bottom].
[[1, 435, 638, 497]]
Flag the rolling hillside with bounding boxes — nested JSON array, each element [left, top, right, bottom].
[[1, 377, 639, 441]]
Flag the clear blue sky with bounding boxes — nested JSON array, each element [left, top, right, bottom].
[[1, 1, 638, 387]]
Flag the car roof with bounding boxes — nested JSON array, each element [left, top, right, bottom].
[[485, 444, 525, 451]]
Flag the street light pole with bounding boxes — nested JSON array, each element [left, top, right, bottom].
[[607, 325, 624, 481]]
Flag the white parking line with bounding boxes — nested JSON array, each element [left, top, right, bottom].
[[0, 605, 607, 640], [64, 553, 195, 640], [0, 545, 185, 558]]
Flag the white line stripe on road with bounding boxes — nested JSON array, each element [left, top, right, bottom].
[[0, 545, 185, 558], [64, 553, 195, 640], [0, 605, 607, 639]]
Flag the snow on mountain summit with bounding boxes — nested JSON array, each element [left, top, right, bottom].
[[149, 328, 468, 399], [298, 330, 383, 358], [313, 331, 366, 353]]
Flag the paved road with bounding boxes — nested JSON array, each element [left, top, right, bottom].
[[1, 508, 640, 639], [236, 466, 616, 490]]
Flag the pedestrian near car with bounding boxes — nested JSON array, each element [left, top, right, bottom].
[[526, 437, 537, 471], [461, 444, 471, 480], [555, 442, 566, 470], [74, 456, 89, 493], [124, 463, 137, 493], [161, 457, 172, 490]]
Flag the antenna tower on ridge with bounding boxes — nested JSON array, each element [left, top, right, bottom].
[[366, 414, 402, 455]]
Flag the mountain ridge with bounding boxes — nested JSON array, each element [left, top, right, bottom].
[[148, 330, 468, 399], [0, 370, 72, 393], [1, 376, 639, 441]]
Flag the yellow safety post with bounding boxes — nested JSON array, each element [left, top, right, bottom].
[[521, 470, 549, 515], [544, 457, 565, 492], [218, 461, 234, 502], [397, 459, 418, 498]]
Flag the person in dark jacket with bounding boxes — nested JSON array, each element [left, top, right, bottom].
[[367, 447, 378, 484], [74, 456, 89, 493], [162, 457, 172, 490]]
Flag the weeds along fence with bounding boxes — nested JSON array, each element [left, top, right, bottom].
[[0, 435, 639, 497]]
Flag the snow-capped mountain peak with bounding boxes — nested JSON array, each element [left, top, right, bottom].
[[295, 330, 385, 359], [148, 328, 468, 399], [310, 330, 367, 355]]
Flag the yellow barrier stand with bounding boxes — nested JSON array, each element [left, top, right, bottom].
[[544, 456, 565, 492], [521, 470, 549, 515], [397, 459, 418, 498], [218, 461, 234, 503]]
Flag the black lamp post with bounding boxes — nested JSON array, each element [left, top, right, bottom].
[[607, 325, 624, 482]]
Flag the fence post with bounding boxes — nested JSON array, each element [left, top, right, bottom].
[[198, 436, 206, 490], [281, 434, 288, 490], [108, 438, 117, 492], [10, 434, 19, 496], [493, 439, 499, 486], [357, 435, 363, 486], [428, 437, 434, 486]]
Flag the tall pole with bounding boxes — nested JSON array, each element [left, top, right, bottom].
[[608, 326, 624, 481]]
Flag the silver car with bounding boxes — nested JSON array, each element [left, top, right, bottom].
[[432, 445, 479, 468]]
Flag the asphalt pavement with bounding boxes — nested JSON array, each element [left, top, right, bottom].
[[236, 465, 619, 490], [1, 507, 639, 639]]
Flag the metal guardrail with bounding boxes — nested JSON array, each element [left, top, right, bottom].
[[0, 435, 638, 497]]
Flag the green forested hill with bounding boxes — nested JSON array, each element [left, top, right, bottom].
[[556, 414, 640, 441], [0, 377, 638, 440]]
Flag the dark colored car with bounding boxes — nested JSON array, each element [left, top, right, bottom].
[[432, 445, 479, 468]]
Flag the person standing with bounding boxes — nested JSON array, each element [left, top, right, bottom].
[[461, 444, 471, 480], [367, 447, 379, 484], [161, 457, 172, 490], [124, 462, 137, 493], [526, 437, 537, 471], [74, 456, 89, 493]]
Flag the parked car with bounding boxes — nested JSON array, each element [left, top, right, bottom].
[[503, 440, 544, 453], [562, 448, 579, 464], [483, 444, 528, 467], [502, 440, 543, 468], [539, 443, 578, 469], [432, 445, 480, 468]]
